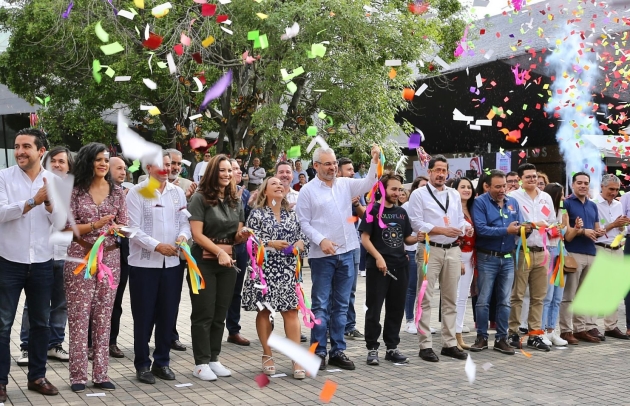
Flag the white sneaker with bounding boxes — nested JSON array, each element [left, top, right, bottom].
[[430, 327, 436, 334], [193, 364, 217, 381], [47, 345, 69, 361], [209, 361, 231, 377], [461, 325, 470, 333], [17, 349, 28, 366], [405, 321, 417, 334], [548, 330, 568, 346], [360, 270, 366, 277], [541, 335, 552, 346]]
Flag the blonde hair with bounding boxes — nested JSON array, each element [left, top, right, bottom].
[[254, 177, 289, 210]]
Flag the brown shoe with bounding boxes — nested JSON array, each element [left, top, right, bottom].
[[227, 333, 250, 346], [109, 344, 124, 358], [27, 377, 59, 396], [573, 331, 600, 343], [469, 335, 488, 352], [559, 332, 579, 345], [588, 328, 605, 341], [604, 327, 630, 340], [0, 383, 6, 402]]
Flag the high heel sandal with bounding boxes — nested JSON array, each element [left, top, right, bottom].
[[292, 361, 306, 380], [262, 355, 276, 376]]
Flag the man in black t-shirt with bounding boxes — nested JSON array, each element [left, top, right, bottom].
[[359, 172, 418, 366]]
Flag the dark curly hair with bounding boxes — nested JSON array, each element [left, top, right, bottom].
[[197, 154, 238, 208], [72, 142, 113, 194]]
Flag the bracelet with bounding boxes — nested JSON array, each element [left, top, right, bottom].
[[217, 250, 226, 257], [90, 222, 95, 231]]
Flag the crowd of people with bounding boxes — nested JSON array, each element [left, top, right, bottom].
[[0, 127, 629, 402]]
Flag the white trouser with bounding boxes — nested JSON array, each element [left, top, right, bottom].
[[455, 251, 474, 333]]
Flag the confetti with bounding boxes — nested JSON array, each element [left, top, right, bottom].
[[319, 380, 338, 403]]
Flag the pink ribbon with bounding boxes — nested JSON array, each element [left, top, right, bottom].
[[96, 243, 117, 289], [414, 279, 428, 335], [365, 181, 387, 228], [539, 227, 549, 268], [296, 283, 320, 328], [246, 237, 269, 295]]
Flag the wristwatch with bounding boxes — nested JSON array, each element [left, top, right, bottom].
[[27, 198, 36, 208]]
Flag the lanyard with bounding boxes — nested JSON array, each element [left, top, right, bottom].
[[426, 185, 449, 214]]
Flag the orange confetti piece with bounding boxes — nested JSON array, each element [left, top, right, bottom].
[[309, 342, 318, 354], [388, 67, 397, 79], [319, 380, 338, 403], [347, 216, 359, 223]]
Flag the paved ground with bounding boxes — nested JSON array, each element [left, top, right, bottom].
[[3, 266, 630, 406]]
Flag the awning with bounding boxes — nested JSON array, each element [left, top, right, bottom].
[[0, 84, 39, 115]]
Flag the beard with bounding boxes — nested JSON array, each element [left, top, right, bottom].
[[385, 195, 398, 205]]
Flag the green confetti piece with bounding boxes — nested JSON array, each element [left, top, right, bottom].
[[287, 81, 297, 94], [100, 42, 124, 55], [616, 169, 623, 176], [306, 126, 317, 136], [92, 59, 102, 83], [247, 30, 260, 40], [309, 43, 326, 58], [523, 104, 528, 110], [318, 111, 327, 119], [287, 146, 301, 159], [259, 34, 268, 49], [156, 61, 167, 68], [104, 67, 115, 78], [128, 159, 141, 173], [95, 21, 110, 43]]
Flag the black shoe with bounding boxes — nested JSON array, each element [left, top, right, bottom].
[[518, 327, 528, 335], [385, 348, 409, 363], [70, 383, 85, 393], [509, 333, 522, 349], [300, 334, 307, 343], [136, 367, 156, 384], [318, 354, 326, 371], [366, 349, 379, 365], [170, 340, 186, 351], [328, 352, 356, 370], [440, 346, 468, 360], [469, 335, 488, 352], [93, 381, 116, 391], [527, 336, 551, 352], [151, 365, 176, 380], [494, 338, 516, 355], [418, 348, 439, 362]]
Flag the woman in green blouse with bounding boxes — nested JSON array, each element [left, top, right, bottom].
[[188, 154, 251, 382]]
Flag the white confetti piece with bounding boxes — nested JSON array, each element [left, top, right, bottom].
[[175, 383, 193, 387], [465, 355, 476, 384], [432, 55, 450, 70], [181, 159, 192, 166], [87, 393, 106, 397], [470, 125, 481, 131], [166, 53, 177, 74], [475, 119, 492, 126], [415, 83, 428, 96], [385, 59, 401, 66], [117, 10, 135, 19], [114, 76, 131, 82], [143, 78, 157, 90], [220, 26, 233, 35], [484, 50, 494, 60], [326, 369, 342, 372], [482, 362, 493, 371], [270, 373, 287, 378], [475, 73, 482, 88], [189, 114, 202, 120], [267, 334, 320, 378]]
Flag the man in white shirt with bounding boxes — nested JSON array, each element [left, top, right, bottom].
[[296, 145, 379, 371], [0, 128, 60, 401], [593, 174, 630, 340], [247, 157, 266, 192], [507, 163, 556, 351], [275, 161, 299, 207], [193, 151, 211, 183], [126, 152, 192, 384], [407, 155, 469, 362]]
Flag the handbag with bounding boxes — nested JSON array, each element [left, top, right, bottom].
[[203, 244, 233, 260], [563, 254, 578, 273]]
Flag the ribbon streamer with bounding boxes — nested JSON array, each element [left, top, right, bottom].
[[364, 150, 387, 228], [293, 246, 321, 328], [178, 241, 205, 294], [414, 235, 431, 334], [515, 225, 531, 269], [73, 231, 117, 289], [246, 234, 269, 295]]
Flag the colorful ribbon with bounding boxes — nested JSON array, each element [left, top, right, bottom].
[[610, 233, 625, 248], [246, 233, 269, 295], [414, 234, 430, 334], [178, 241, 205, 294], [73, 231, 117, 289], [365, 150, 387, 229], [549, 227, 566, 288], [293, 246, 321, 328]]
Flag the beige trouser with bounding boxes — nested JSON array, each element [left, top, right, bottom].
[[559, 252, 597, 333], [509, 249, 549, 334], [416, 245, 461, 349], [593, 246, 624, 331]]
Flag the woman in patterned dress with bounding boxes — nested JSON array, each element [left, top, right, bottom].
[[242, 177, 308, 379], [64, 143, 128, 393]]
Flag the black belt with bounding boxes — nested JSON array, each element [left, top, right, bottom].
[[429, 241, 459, 249], [477, 247, 513, 257], [596, 242, 622, 251], [520, 246, 544, 252]]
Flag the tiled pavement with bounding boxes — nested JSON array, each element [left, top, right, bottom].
[[4, 266, 630, 406]]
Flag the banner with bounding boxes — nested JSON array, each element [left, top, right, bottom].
[[413, 156, 483, 180], [496, 151, 512, 173]]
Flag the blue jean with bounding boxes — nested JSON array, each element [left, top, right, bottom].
[[20, 260, 67, 350], [310, 251, 355, 357], [475, 252, 514, 340], [541, 250, 564, 330], [226, 243, 248, 335], [405, 250, 417, 322], [0, 257, 54, 384]]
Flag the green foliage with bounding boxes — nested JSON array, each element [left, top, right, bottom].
[[0, 0, 466, 163]]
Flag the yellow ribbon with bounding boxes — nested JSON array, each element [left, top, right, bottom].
[[520, 226, 531, 268]]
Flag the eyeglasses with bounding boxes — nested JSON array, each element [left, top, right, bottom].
[[506, 179, 519, 184], [430, 168, 448, 174], [316, 161, 338, 168]]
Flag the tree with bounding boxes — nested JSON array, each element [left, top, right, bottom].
[[0, 0, 466, 165]]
